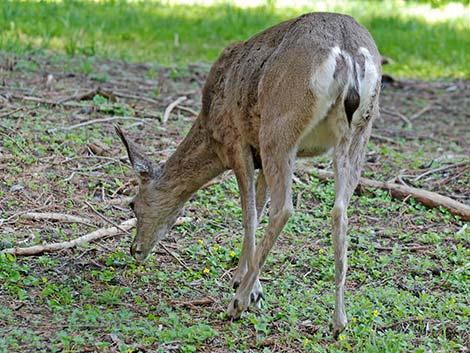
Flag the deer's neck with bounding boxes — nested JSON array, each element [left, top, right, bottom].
[[159, 119, 225, 200]]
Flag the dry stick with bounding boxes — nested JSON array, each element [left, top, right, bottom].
[[21, 212, 95, 227], [409, 104, 432, 121], [304, 167, 470, 221], [11, 93, 86, 107], [84, 201, 131, 235], [176, 105, 199, 117], [3, 215, 193, 257], [162, 96, 187, 123], [113, 91, 160, 105], [161, 243, 191, 271], [414, 161, 469, 181], [0, 132, 29, 155], [381, 108, 412, 128], [168, 297, 214, 308], [370, 133, 401, 146], [0, 107, 23, 119], [2, 219, 137, 256], [48, 116, 149, 133]]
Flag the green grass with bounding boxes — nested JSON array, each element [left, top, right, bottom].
[[1, 0, 469, 79]]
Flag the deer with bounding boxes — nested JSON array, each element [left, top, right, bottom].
[[116, 12, 381, 337]]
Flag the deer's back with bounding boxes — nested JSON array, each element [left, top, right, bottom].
[[200, 13, 381, 163]]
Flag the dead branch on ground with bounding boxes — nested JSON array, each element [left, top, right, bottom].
[[48, 116, 151, 132], [162, 96, 187, 123], [2, 216, 193, 256], [303, 167, 470, 221], [2, 218, 137, 256], [21, 212, 95, 226]]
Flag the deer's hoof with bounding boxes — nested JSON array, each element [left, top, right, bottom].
[[331, 315, 348, 339], [249, 278, 264, 309], [227, 296, 247, 320], [227, 279, 264, 319]]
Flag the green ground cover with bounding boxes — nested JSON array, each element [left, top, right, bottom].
[[1, 1, 469, 352]]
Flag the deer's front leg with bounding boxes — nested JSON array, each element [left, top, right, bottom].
[[228, 151, 294, 319], [231, 170, 269, 291]]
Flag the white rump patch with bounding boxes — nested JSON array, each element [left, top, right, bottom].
[[310, 46, 341, 101], [356, 47, 379, 113], [306, 47, 343, 130]]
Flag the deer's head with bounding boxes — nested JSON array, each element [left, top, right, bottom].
[[116, 126, 181, 262]]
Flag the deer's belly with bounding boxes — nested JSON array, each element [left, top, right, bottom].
[[297, 117, 339, 158]]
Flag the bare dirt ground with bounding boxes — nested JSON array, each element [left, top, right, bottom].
[[0, 54, 469, 352]]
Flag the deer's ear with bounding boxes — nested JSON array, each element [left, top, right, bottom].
[[115, 125, 155, 181]]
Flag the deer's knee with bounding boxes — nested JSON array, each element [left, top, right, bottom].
[[274, 204, 293, 225], [331, 203, 347, 222]]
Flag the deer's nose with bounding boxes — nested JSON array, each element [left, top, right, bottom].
[[130, 243, 142, 257]]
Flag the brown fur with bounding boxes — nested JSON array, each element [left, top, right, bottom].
[[117, 12, 381, 337]]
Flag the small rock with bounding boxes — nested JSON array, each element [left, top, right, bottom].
[[9, 184, 23, 192]]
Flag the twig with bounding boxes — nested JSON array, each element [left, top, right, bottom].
[[167, 297, 214, 308], [303, 167, 470, 221], [379, 317, 438, 330], [372, 244, 432, 252], [113, 91, 159, 105], [20, 212, 95, 227], [0, 107, 23, 119], [85, 201, 131, 235], [409, 104, 432, 121], [381, 108, 412, 128], [13, 94, 89, 108], [2, 219, 137, 256], [48, 116, 150, 132], [162, 96, 186, 123], [414, 161, 469, 181], [57, 87, 117, 104], [176, 105, 199, 117], [370, 133, 400, 145], [0, 131, 30, 155], [161, 243, 191, 271]]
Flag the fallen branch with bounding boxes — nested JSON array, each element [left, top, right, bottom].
[[113, 91, 159, 105], [3, 216, 194, 256], [2, 219, 137, 256], [371, 133, 401, 146], [381, 108, 412, 128], [162, 96, 186, 123], [21, 212, 95, 226], [176, 105, 198, 117], [0, 107, 23, 119], [409, 104, 432, 121], [48, 116, 150, 132], [58, 87, 117, 104], [414, 161, 469, 181], [167, 297, 214, 308], [303, 167, 470, 221]]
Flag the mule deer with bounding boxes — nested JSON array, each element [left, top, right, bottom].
[[116, 12, 381, 336]]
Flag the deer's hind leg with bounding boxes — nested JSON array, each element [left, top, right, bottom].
[[330, 92, 380, 337]]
